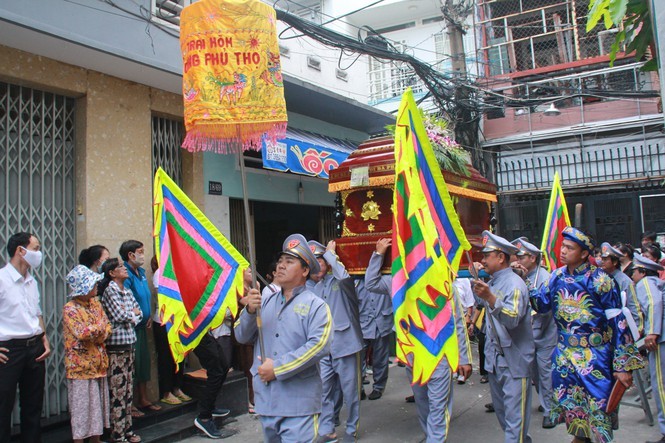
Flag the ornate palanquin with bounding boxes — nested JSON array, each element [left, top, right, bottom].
[[328, 136, 497, 275]]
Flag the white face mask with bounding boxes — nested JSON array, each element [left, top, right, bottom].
[[132, 252, 145, 267], [21, 246, 43, 269]]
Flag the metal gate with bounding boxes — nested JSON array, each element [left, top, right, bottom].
[[0, 81, 77, 421], [151, 115, 183, 186]]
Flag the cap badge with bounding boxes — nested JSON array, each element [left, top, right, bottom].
[[288, 239, 300, 249]]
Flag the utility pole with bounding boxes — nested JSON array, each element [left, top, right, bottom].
[[441, 0, 493, 181]]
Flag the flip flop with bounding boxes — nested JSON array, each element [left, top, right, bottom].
[[139, 403, 162, 411], [160, 396, 182, 405], [175, 392, 192, 402], [131, 407, 145, 418]]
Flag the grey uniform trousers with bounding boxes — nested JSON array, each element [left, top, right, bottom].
[[407, 358, 455, 442], [362, 334, 391, 392], [531, 344, 555, 415], [260, 414, 319, 442], [489, 356, 533, 443], [319, 352, 361, 437], [649, 344, 665, 436]]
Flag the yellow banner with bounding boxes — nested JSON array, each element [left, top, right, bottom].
[[180, 0, 287, 153]]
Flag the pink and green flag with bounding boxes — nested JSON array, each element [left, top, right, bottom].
[[392, 88, 471, 384], [540, 171, 571, 271], [153, 168, 248, 365]]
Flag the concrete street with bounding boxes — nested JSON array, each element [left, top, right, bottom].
[[182, 351, 662, 443]]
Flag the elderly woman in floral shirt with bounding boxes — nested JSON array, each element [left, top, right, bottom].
[[63, 265, 112, 443]]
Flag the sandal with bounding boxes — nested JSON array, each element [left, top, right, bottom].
[[174, 391, 192, 402], [131, 406, 145, 418], [125, 432, 142, 443], [160, 394, 182, 405], [139, 403, 162, 411]]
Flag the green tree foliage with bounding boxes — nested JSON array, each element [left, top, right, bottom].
[[587, 0, 657, 71]]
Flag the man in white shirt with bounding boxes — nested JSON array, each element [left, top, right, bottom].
[[0, 232, 51, 442]]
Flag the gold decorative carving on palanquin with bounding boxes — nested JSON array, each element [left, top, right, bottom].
[[360, 200, 381, 221]]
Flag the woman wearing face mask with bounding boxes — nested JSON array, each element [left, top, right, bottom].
[[100, 258, 143, 443], [63, 265, 112, 443], [119, 240, 160, 415], [78, 245, 110, 274]]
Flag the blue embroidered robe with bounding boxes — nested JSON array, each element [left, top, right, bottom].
[[530, 262, 643, 442]]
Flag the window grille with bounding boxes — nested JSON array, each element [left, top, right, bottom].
[[368, 41, 425, 102], [474, 0, 627, 76]]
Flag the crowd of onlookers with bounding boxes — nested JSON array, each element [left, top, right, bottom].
[[0, 233, 249, 443]]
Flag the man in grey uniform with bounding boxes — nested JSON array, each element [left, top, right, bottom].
[[473, 231, 535, 443], [631, 254, 665, 443], [512, 238, 556, 429], [235, 234, 333, 442], [365, 238, 472, 441], [599, 242, 643, 338], [309, 240, 363, 443], [356, 245, 393, 400]]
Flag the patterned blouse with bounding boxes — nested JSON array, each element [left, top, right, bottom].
[[62, 297, 112, 379], [101, 280, 142, 346]]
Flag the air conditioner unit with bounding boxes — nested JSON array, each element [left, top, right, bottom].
[[307, 56, 321, 71], [335, 69, 348, 82], [598, 29, 619, 56]]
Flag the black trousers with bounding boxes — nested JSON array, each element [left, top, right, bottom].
[[153, 322, 184, 398], [0, 339, 45, 443], [193, 334, 232, 419], [477, 331, 488, 376]]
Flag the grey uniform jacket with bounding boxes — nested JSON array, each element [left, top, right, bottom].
[[314, 250, 364, 358], [635, 276, 665, 343], [364, 252, 393, 297], [527, 267, 556, 349], [234, 285, 333, 417], [357, 253, 393, 339], [612, 268, 644, 334], [482, 267, 535, 378]]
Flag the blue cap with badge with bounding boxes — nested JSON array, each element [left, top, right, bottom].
[[282, 234, 321, 276], [481, 230, 519, 256]]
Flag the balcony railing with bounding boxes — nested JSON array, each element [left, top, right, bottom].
[[497, 143, 665, 192]]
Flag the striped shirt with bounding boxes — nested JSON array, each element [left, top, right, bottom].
[[101, 280, 142, 346]]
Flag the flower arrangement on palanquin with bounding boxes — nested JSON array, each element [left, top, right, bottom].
[[328, 112, 497, 275]]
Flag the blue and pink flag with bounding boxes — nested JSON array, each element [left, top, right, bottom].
[[540, 172, 571, 271], [153, 168, 248, 364], [392, 89, 471, 384]]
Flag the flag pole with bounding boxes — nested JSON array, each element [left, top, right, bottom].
[[238, 146, 267, 365]]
